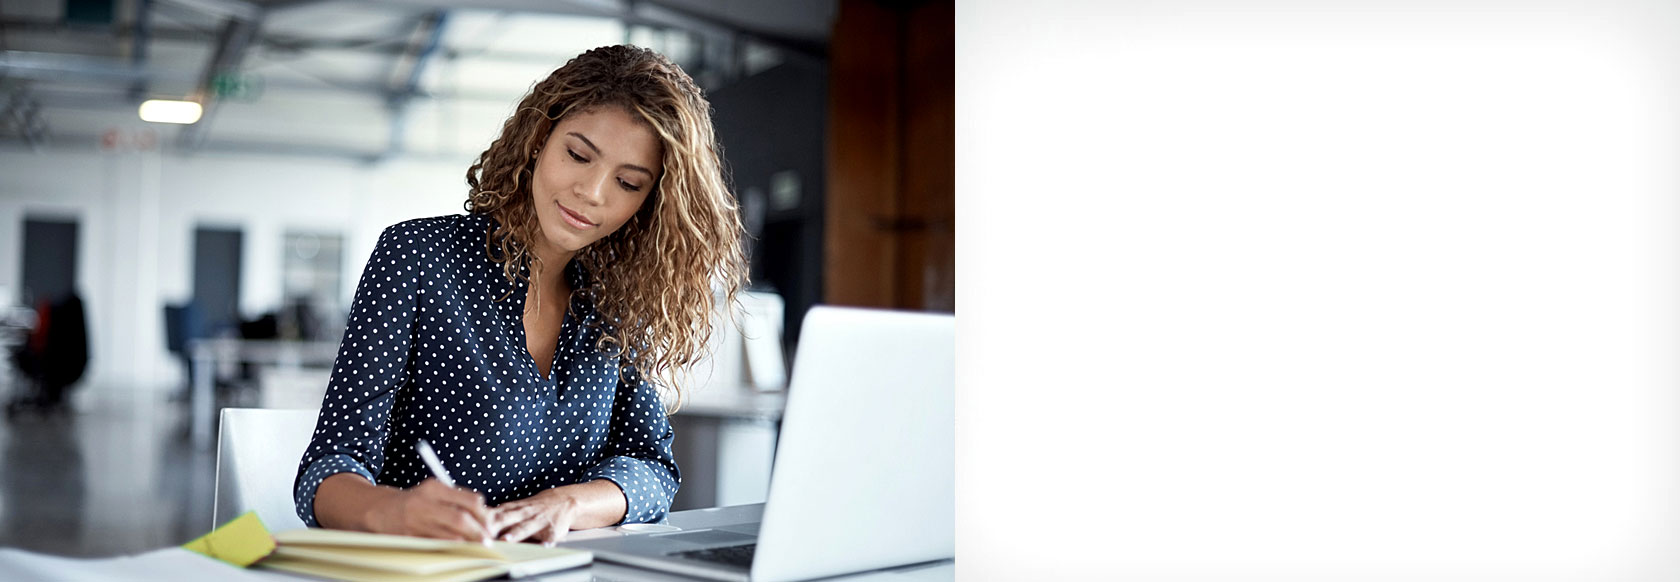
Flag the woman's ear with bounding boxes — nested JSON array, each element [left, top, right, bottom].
[[531, 121, 555, 159]]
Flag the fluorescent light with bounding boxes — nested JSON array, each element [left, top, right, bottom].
[[138, 100, 202, 124]]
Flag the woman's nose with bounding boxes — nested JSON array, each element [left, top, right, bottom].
[[575, 171, 610, 205]]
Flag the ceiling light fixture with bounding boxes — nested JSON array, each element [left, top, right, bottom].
[[138, 100, 203, 124]]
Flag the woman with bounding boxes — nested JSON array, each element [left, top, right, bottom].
[[293, 45, 746, 544]]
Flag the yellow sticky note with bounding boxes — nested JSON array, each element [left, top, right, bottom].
[[182, 510, 277, 567]]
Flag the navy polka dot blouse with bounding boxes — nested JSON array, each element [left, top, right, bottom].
[[293, 213, 680, 527]]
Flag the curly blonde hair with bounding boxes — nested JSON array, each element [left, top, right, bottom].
[[463, 45, 747, 408]]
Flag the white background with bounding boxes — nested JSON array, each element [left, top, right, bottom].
[[959, 0, 1680, 579]]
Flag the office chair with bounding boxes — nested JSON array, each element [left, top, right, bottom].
[[213, 408, 319, 532], [163, 302, 201, 402], [7, 293, 89, 418]]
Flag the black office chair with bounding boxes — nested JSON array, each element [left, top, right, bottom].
[[7, 292, 89, 418]]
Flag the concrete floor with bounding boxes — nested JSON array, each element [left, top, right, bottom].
[[0, 389, 215, 558]]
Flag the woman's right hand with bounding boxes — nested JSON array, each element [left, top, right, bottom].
[[366, 478, 493, 542]]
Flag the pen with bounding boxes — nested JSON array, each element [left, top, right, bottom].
[[418, 438, 494, 545], [415, 438, 455, 487]]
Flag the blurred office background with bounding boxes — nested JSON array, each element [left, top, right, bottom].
[[0, 0, 950, 557]]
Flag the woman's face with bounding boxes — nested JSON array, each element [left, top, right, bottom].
[[530, 106, 663, 257]]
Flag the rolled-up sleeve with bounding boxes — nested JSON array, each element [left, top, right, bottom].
[[293, 224, 423, 527], [580, 364, 681, 524]]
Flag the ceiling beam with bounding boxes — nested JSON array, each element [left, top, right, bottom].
[[129, 0, 155, 103], [0, 18, 596, 65], [353, 0, 623, 20], [0, 133, 472, 163], [4, 53, 529, 103], [177, 14, 263, 151], [262, 0, 338, 11], [155, 0, 262, 22], [381, 10, 448, 161], [348, 0, 828, 59], [0, 51, 199, 84]]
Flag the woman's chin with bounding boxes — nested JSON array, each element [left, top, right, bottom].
[[539, 229, 587, 255]]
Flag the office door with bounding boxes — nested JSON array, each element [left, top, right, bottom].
[[192, 227, 243, 335], [21, 217, 79, 305]]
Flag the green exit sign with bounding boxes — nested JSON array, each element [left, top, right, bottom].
[[211, 72, 264, 102]]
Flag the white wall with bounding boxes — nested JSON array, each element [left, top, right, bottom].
[[0, 148, 473, 397]]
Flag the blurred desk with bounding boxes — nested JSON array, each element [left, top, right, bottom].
[[189, 339, 337, 449]]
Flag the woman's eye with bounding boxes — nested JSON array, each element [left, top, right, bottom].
[[568, 150, 587, 163], [619, 180, 642, 192]]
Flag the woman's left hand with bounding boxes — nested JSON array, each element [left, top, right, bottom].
[[489, 488, 583, 544]]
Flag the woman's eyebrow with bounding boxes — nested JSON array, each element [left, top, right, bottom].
[[568, 131, 655, 177]]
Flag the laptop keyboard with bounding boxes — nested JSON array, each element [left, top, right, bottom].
[[669, 543, 756, 568]]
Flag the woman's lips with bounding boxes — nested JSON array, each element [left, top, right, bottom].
[[556, 201, 596, 229]]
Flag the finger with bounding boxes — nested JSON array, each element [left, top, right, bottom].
[[415, 515, 474, 542], [487, 504, 517, 534], [452, 498, 493, 531], [487, 499, 530, 517], [534, 504, 581, 544], [500, 514, 550, 543], [413, 509, 467, 541], [485, 503, 522, 535], [535, 518, 572, 545], [429, 487, 491, 529], [442, 508, 491, 542], [411, 483, 490, 536], [490, 505, 545, 537]]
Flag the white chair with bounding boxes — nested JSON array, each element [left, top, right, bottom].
[[213, 408, 319, 532]]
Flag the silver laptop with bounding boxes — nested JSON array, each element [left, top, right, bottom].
[[563, 306, 955, 582]]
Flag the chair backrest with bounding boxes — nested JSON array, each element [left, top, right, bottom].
[[163, 302, 202, 355], [214, 408, 319, 532]]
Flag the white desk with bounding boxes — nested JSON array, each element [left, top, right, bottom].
[[189, 339, 338, 449], [675, 389, 786, 421], [0, 504, 954, 581], [671, 389, 786, 510]]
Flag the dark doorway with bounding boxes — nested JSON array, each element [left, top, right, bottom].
[[192, 227, 244, 336], [710, 60, 827, 355], [21, 218, 79, 306]]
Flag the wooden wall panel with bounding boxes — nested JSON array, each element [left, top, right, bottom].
[[899, 0, 955, 311], [824, 0, 954, 312]]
